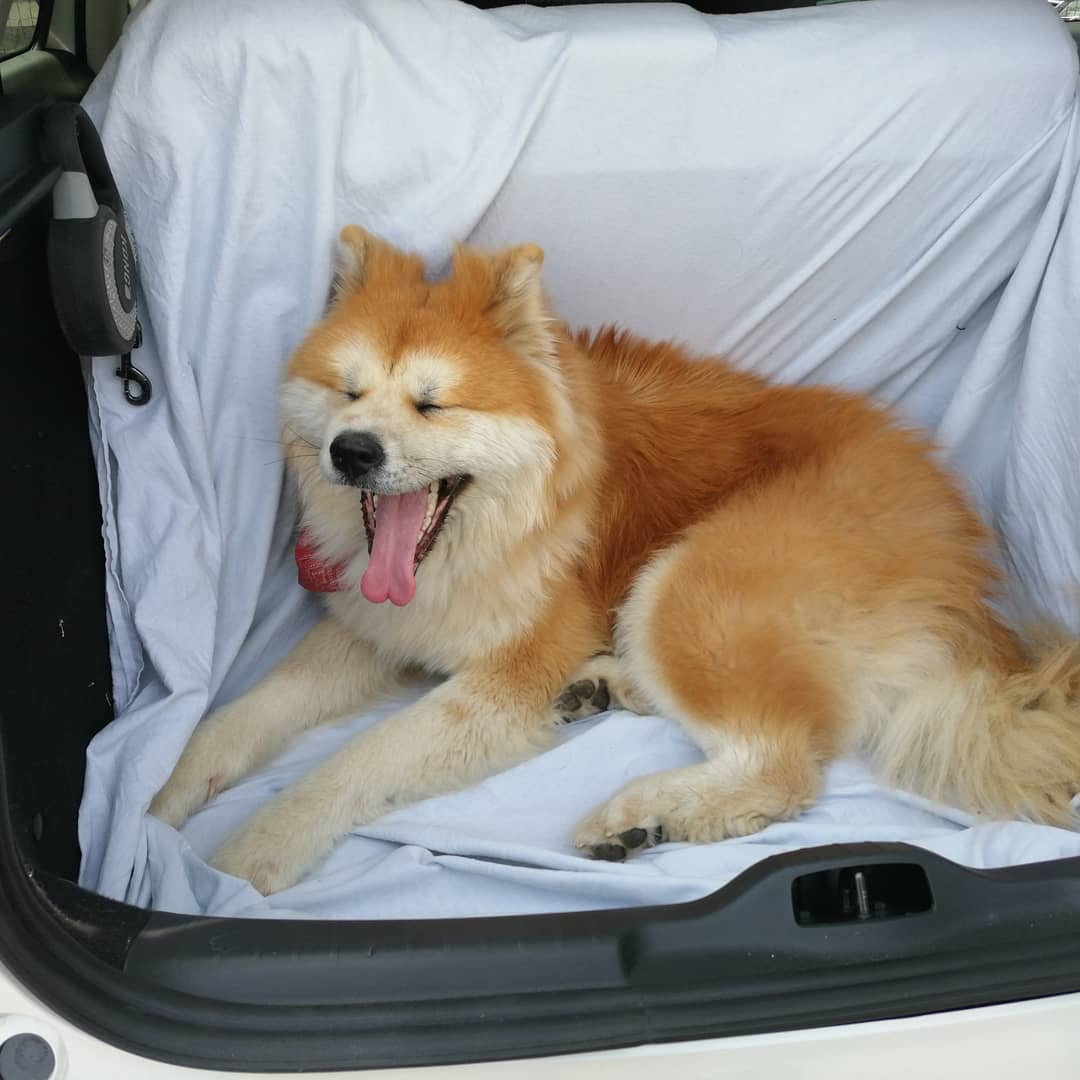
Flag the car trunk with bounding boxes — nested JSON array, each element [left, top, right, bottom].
[[2, 0, 1080, 1072]]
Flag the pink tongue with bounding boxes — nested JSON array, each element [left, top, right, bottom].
[[360, 489, 430, 606]]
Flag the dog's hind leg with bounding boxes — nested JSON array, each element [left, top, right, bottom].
[[573, 532, 844, 860], [149, 617, 409, 829]]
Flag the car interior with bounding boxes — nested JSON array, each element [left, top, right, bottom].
[[2, 0, 1080, 1072]]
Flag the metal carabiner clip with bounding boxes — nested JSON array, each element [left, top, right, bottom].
[[114, 320, 152, 405], [115, 352, 153, 405]]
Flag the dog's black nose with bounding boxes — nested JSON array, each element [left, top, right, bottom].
[[329, 431, 385, 482]]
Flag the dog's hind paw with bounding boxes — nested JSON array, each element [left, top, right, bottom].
[[580, 824, 667, 862], [573, 763, 792, 861]]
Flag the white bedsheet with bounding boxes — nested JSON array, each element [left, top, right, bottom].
[[78, 0, 1080, 918]]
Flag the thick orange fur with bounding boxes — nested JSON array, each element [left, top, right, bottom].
[[152, 228, 1080, 892], [564, 326, 1078, 842]]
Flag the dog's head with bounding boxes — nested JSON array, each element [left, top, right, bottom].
[[281, 226, 579, 607]]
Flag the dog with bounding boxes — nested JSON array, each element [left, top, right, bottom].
[[149, 226, 1080, 895]]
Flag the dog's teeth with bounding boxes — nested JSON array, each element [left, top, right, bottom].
[[422, 483, 437, 533]]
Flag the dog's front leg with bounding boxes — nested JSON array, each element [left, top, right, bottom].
[[149, 616, 409, 829], [208, 632, 590, 894]]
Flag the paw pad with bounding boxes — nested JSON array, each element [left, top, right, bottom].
[[584, 824, 666, 862], [555, 678, 612, 723], [591, 842, 627, 862]]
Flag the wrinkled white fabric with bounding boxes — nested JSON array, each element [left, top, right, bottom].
[[78, 0, 1080, 918]]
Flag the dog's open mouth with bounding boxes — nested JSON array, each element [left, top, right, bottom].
[[358, 476, 469, 607]]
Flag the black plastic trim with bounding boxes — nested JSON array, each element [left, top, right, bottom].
[[72, 0, 86, 67], [123, 848, 1080, 1011], [0, 50, 92, 101], [33, 0, 58, 53], [0, 101, 116, 879], [0, 98, 58, 233], [3, 819, 1080, 1072], [0, 158, 57, 234]]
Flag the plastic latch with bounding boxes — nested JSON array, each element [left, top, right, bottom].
[[792, 862, 933, 926]]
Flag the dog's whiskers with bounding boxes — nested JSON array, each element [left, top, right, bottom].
[[285, 425, 321, 451]]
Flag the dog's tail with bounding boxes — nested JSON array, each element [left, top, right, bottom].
[[869, 629, 1080, 826]]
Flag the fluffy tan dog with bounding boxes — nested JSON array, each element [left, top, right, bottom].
[[150, 228, 1080, 894]]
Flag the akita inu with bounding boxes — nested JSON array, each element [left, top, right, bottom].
[[150, 227, 1080, 895]]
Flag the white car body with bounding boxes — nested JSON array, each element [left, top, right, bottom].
[[4, 964, 1080, 1079]]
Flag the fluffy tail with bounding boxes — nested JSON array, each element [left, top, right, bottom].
[[870, 635, 1080, 826]]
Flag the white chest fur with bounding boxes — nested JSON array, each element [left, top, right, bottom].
[[324, 569, 537, 674]]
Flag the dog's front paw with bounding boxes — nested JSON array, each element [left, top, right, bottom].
[[209, 823, 308, 896], [208, 788, 338, 895], [554, 677, 612, 723], [147, 704, 247, 829], [555, 654, 651, 723], [148, 767, 226, 830]]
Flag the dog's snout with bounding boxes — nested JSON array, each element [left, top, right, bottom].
[[329, 431, 385, 482]]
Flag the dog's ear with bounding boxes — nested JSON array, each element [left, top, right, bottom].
[[335, 225, 374, 291], [485, 243, 558, 373], [333, 225, 425, 301]]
